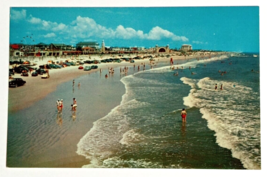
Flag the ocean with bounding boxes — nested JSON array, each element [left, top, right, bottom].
[[77, 54, 260, 169], [7, 54, 260, 169]]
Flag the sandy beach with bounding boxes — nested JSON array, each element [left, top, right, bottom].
[[8, 54, 199, 113], [7, 53, 223, 168]]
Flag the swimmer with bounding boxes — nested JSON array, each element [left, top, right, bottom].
[[181, 108, 187, 122], [215, 84, 218, 90], [105, 74, 108, 78], [58, 99, 63, 111], [220, 84, 223, 90], [78, 82, 80, 87], [56, 99, 60, 110], [72, 98, 77, 111]]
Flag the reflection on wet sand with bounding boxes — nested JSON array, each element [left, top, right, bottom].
[[72, 110, 76, 121], [57, 112, 63, 127], [181, 121, 186, 137]]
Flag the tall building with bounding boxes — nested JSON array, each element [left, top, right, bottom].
[[76, 41, 99, 49], [180, 44, 192, 51], [100, 40, 105, 53]]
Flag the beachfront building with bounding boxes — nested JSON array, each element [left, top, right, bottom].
[[11, 50, 24, 57], [100, 40, 105, 53], [35, 42, 49, 50], [109, 47, 131, 54], [49, 43, 72, 51], [180, 44, 192, 52], [154, 44, 170, 54], [82, 47, 96, 54], [76, 41, 100, 50]]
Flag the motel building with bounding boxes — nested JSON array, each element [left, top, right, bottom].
[[180, 44, 192, 52]]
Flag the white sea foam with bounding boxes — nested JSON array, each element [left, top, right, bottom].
[[181, 76, 261, 169], [152, 55, 228, 73], [120, 129, 147, 146], [77, 75, 151, 168]]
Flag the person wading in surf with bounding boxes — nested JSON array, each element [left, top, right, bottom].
[[181, 108, 187, 122]]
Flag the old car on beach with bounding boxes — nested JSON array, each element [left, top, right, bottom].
[[31, 71, 38, 77], [9, 78, 26, 87], [84, 66, 91, 71]]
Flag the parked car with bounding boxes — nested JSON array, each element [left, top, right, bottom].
[[48, 64, 58, 69], [130, 59, 135, 63], [84, 66, 91, 71], [78, 66, 84, 69], [101, 59, 107, 63], [9, 78, 26, 87], [133, 56, 142, 59], [31, 71, 38, 77], [36, 68, 46, 75], [84, 60, 94, 64], [112, 59, 121, 63], [54, 64, 62, 69], [9, 69, 15, 75], [68, 62, 76, 66], [41, 73, 49, 79], [39, 64, 51, 69], [63, 62, 71, 67], [14, 66, 29, 73], [122, 58, 130, 61], [91, 65, 98, 69], [21, 72, 29, 76]]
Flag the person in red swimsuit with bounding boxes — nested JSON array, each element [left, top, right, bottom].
[[59, 99, 63, 111], [181, 108, 187, 122]]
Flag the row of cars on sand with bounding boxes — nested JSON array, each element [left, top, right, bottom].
[[9, 59, 100, 88]]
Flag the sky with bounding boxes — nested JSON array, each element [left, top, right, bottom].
[[10, 7, 259, 53]]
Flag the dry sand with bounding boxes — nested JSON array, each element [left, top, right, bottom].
[[8, 54, 201, 113]]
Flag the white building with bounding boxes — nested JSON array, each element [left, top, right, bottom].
[[180, 44, 192, 51]]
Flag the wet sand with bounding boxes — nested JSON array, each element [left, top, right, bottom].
[[7, 54, 206, 167], [8, 54, 200, 113]]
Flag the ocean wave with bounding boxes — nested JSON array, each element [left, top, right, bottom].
[[151, 55, 229, 73], [181, 76, 261, 169], [76, 95, 151, 167]]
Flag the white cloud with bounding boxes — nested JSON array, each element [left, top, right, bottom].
[[52, 23, 67, 31], [44, 33, 56, 38], [10, 9, 26, 20], [193, 41, 208, 44], [115, 25, 140, 39], [28, 15, 67, 32], [27, 15, 189, 42], [28, 16, 42, 24], [144, 26, 188, 41], [67, 16, 188, 41]]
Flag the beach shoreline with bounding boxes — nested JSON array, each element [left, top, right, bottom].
[[8, 54, 201, 113]]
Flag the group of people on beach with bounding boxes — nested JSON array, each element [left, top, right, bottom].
[[215, 84, 223, 90], [56, 98, 77, 112]]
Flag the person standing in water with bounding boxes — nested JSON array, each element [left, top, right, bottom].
[[58, 99, 63, 112], [181, 108, 187, 122], [220, 84, 223, 90], [215, 84, 218, 90], [56, 99, 60, 111], [72, 98, 77, 111]]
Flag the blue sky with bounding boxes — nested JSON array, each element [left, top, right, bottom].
[[10, 7, 259, 52]]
